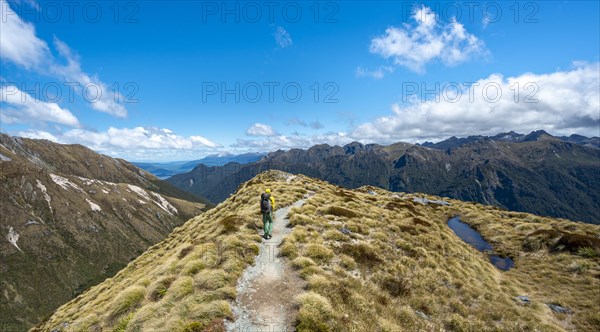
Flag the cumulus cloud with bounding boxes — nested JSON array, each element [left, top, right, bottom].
[[17, 127, 221, 152], [1, 84, 80, 127], [352, 62, 600, 143], [0, 0, 127, 117], [273, 27, 293, 48], [368, 5, 487, 73], [233, 132, 353, 151], [246, 123, 278, 137], [17, 129, 58, 141]]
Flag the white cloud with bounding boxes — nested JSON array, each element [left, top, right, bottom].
[[0, 0, 127, 117], [1, 84, 80, 127], [352, 62, 600, 143], [356, 66, 394, 79], [50, 38, 127, 117], [369, 5, 487, 73], [273, 27, 293, 48], [246, 123, 278, 137], [190, 135, 219, 148], [233, 132, 353, 151], [0, 0, 48, 69], [17, 127, 221, 152], [17, 129, 58, 141]]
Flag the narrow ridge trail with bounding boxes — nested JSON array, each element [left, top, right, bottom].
[[226, 195, 312, 332]]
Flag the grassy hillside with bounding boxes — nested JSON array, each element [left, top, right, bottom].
[[37, 171, 600, 331]]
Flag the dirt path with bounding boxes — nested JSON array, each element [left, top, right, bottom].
[[226, 197, 310, 332]]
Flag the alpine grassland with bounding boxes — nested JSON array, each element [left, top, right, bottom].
[[37, 171, 600, 331]]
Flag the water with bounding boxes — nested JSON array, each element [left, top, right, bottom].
[[447, 217, 514, 271]]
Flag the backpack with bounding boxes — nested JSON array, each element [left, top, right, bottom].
[[260, 193, 271, 213]]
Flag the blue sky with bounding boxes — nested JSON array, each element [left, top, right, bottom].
[[1, 0, 599, 161]]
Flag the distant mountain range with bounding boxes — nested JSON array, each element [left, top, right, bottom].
[[0, 133, 212, 329], [133, 152, 265, 179], [167, 130, 600, 224], [419, 130, 600, 150]]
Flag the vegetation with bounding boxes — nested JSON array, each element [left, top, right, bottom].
[[36, 171, 600, 331], [0, 133, 210, 329]]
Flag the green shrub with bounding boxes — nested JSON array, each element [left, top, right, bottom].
[[577, 247, 598, 258], [113, 312, 134, 332]]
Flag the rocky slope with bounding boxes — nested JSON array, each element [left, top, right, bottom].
[[167, 131, 600, 224], [0, 134, 212, 329], [36, 171, 600, 331]]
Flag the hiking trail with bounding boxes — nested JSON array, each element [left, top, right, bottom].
[[226, 194, 312, 332]]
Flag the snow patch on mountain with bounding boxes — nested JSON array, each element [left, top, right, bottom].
[[150, 192, 178, 215], [128, 184, 150, 201], [0, 152, 11, 161], [36, 180, 52, 215], [86, 199, 102, 212], [50, 174, 85, 193], [7, 227, 22, 252], [412, 197, 451, 206]]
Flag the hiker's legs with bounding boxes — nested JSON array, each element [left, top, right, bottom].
[[265, 212, 273, 236], [262, 213, 269, 236]]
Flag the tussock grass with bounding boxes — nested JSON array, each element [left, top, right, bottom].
[[37, 170, 600, 331], [281, 180, 600, 331], [36, 170, 307, 331], [324, 205, 359, 218], [147, 276, 176, 301], [295, 292, 334, 332], [109, 286, 145, 319]]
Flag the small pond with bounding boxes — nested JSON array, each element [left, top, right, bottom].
[[447, 217, 514, 271]]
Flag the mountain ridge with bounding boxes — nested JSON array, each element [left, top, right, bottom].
[[0, 133, 212, 329], [36, 170, 600, 331], [167, 131, 600, 224]]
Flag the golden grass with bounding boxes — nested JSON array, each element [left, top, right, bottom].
[[35, 170, 600, 332], [283, 183, 599, 331], [35, 171, 307, 331]]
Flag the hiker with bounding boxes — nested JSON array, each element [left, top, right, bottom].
[[260, 188, 275, 239]]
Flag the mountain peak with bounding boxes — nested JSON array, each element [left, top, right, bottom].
[[523, 130, 556, 141]]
